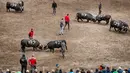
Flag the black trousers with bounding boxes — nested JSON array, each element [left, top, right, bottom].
[[99, 9, 102, 15], [21, 65, 27, 73], [64, 21, 70, 30]]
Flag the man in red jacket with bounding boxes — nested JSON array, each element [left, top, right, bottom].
[[64, 14, 70, 30], [28, 54, 37, 72], [28, 28, 34, 39]]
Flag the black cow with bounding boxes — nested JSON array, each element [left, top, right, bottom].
[[76, 12, 96, 22], [6, 1, 24, 12], [109, 20, 129, 33], [21, 39, 43, 52], [96, 14, 111, 24], [44, 40, 67, 58]]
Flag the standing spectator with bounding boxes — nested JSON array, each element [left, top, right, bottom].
[[124, 69, 128, 73], [52, 0, 57, 15], [39, 71, 43, 73], [59, 69, 62, 73], [113, 69, 118, 73], [81, 69, 85, 73], [28, 54, 37, 73], [106, 67, 111, 73], [59, 18, 64, 35], [117, 67, 123, 73], [0, 68, 3, 73], [28, 28, 34, 39], [128, 68, 130, 73], [98, 2, 102, 15], [20, 54, 27, 73], [6, 69, 11, 73], [69, 69, 74, 73], [87, 70, 91, 73], [94, 69, 99, 73], [64, 14, 70, 30], [76, 68, 80, 73]]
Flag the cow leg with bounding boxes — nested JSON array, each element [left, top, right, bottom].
[[114, 27, 117, 31], [81, 19, 83, 21], [77, 18, 80, 22], [87, 19, 89, 22], [98, 20, 100, 23], [51, 48, 54, 53], [21, 46, 25, 52], [106, 20, 109, 24], [124, 29, 128, 33], [109, 26, 112, 31], [65, 45, 67, 50], [33, 47, 36, 51], [118, 28, 121, 33]]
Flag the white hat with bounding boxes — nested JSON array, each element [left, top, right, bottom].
[[90, 70, 94, 73], [7, 69, 9, 71], [123, 71, 126, 73], [52, 69, 55, 72], [35, 69, 38, 72], [26, 70, 29, 72], [118, 67, 122, 69]]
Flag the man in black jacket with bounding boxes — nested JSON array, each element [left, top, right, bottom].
[[20, 54, 27, 73], [52, 0, 57, 15], [98, 2, 102, 15]]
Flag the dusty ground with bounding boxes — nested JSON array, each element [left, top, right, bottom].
[[0, 0, 130, 71]]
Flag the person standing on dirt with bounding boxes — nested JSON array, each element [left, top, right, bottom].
[[28, 54, 37, 73], [64, 14, 70, 30], [59, 18, 64, 35], [20, 54, 27, 73], [28, 28, 34, 39], [98, 2, 102, 15], [52, 0, 57, 15]]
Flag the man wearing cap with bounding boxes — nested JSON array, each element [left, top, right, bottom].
[[20, 54, 27, 73], [28, 54, 37, 73]]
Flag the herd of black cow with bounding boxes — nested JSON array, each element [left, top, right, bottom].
[[76, 12, 129, 33], [6, 1, 129, 58]]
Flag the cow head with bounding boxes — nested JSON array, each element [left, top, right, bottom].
[[38, 44, 43, 50], [44, 45, 48, 50]]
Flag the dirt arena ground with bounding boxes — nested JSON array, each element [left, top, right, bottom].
[[0, 0, 130, 71]]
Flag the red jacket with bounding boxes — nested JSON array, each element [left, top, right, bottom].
[[28, 57, 36, 66], [65, 15, 70, 22], [29, 31, 34, 38]]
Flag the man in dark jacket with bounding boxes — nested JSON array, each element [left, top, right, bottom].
[[98, 2, 102, 15], [20, 54, 27, 73], [52, 0, 57, 15]]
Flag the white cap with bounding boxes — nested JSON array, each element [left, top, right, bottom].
[[26, 70, 29, 72], [123, 71, 126, 73], [118, 67, 122, 69], [7, 69, 9, 71], [35, 69, 38, 72]]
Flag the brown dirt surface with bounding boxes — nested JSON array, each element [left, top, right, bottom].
[[0, 0, 130, 71]]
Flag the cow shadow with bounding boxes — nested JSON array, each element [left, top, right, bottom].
[[109, 30, 130, 35], [19, 48, 44, 52], [95, 22, 109, 26]]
